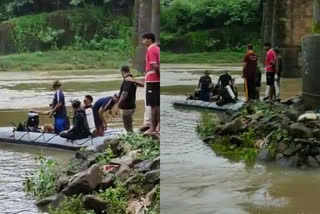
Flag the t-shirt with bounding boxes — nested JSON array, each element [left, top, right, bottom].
[[145, 43, 160, 82], [52, 90, 67, 119], [243, 51, 258, 81], [265, 49, 276, 72], [218, 73, 232, 88], [199, 75, 212, 91], [119, 76, 137, 110], [93, 97, 113, 113]]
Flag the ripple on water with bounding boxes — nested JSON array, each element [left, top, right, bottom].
[[0, 149, 45, 213]]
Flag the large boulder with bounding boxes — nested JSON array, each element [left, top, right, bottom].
[[307, 156, 319, 168], [151, 157, 160, 170], [63, 164, 102, 196], [134, 160, 153, 173], [257, 149, 274, 162], [116, 164, 131, 182], [276, 156, 299, 168], [98, 174, 114, 190], [288, 123, 313, 139], [110, 155, 142, 168], [36, 193, 66, 209], [219, 118, 243, 135], [282, 145, 302, 156], [83, 195, 107, 214], [145, 169, 160, 184], [56, 174, 69, 192]]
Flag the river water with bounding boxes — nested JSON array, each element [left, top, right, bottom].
[[161, 65, 320, 214], [0, 69, 144, 213]]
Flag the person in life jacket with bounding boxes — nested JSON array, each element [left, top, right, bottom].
[[217, 71, 236, 106], [83, 95, 96, 135], [60, 99, 90, 140]]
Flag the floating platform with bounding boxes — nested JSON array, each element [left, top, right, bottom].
[[173, 99, 245, 111], [0, 127, 124, 150]]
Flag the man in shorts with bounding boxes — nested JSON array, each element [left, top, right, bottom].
[[264, 43, 276, 101]]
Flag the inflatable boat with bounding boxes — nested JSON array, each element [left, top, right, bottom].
[[0, 127, 124, 150], [173, 99, 245, 111]]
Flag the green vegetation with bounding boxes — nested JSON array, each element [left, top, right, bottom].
[[161, 0, 261, 53], [24, 154, 60, 199], [0, 50, 129, 71], [120, 134, 160, 159], [196, 111, 219, 139], [49, 194, 95, 214], [161, 51, 245, 64]]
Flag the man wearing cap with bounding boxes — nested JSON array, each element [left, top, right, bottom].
[[198, 71, 212, 101], [48, 80, 69, 134], [60, 99, 90, 140]]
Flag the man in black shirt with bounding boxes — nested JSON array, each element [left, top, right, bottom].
[[198, 71, 212, 101], [218, 71, 232, 88], [60, 99, 90, 140], [118, 65, 137, 133]]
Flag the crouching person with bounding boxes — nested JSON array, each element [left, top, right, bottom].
[[60, 99, 90, 140]]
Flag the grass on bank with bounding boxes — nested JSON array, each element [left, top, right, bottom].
[[161, 51, 244, 64], [0, 50, 130, 71]]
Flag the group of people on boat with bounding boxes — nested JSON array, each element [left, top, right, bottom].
[[193, 43, 282, 104], [24, 33, 160, 140]]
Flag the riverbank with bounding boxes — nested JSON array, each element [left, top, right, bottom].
[[197, 97, 320, 169], [0, 50, 129, 71], [24, 134, 160, 214]]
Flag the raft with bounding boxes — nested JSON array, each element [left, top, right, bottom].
[[0, 127, 124, 150], [173, 99, 245, 111]]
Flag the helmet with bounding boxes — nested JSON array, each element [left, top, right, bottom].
[[72, 99, 81, 108]]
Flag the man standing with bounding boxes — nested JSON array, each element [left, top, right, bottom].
[[48, 80, 68, 134], [142, 33, 160, 135], [118, 65, 137, 133], [274, 48, 282, 101], [243, 44, 258, 101], [197, 71, 212, 101], [264, 43, 277, 101]]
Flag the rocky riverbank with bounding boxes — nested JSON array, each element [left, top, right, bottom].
[[24, 134, 160, 214], [197, 96, 320, 169]]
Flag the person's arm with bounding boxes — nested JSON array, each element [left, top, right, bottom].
[[50, 92, 62, 117], [198, 79, 201, 90], [125, 76, 144, 87], [99, 107, 107, 128], [151, 62, 160, 73], [118, 91, 128, 108]]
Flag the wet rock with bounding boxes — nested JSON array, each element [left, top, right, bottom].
[[203, 135, 219, 143], [36, 193, 66, 209], [276, 153, 284, 160], [276, 156, 299, 168], [313, 129, 320, 139], [307, 156, 319, 168], [151, 156, 160, 170], [83, 195, 107, 214], [285, 110, 300, 122], [278, 142, 288, 153], [98, 174, 114, 190], [56, 174, 69, 192], [115, 164, 131, 182], [282, 145, 302, 156], [293, 138, 315, 145], [219, 118, 243, 135], [145, 169, 160, 184], [315, 155, 320, 162], [134, 160, 153, 173], [63, 164, 102, 196], [257, 149, 274, 162], [229, 136, 243, 146], [288, 123, 312, 139]]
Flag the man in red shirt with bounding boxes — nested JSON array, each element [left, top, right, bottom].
[[142, 33, 160, 135], [243, 44, 258, 101], [264, 43, 276, 101]]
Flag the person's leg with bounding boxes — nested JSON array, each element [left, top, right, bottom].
[[144, 82, 160, 134], [275, 77, 281, 100], [256, 87, 260, 100], [122, 109, 135, 133], [249, 80, 256, 100], [143, 83, 151, 127]]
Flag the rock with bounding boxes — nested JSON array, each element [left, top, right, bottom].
[[293, 138, 315, 145], [276, 156, 299, 168], [83, 195, 107, 214], [151, 156, 160, 170], [307, 156, 319, 168], [110, 155, 142, 168], [281, 96, 302, 105], [36, 193, 66, 209], [276, 153, 284, 160], [104, 139, 125, 156], [145, 169, 160, 184], [297, 113, 319, 123], [124, 174, 141, 186], [285, 110, 300, 122], [278, 142, 288, 153], [56, 174, 69, 192], [203, 135, 218, 143], [219, 118, 243, 135], [145, 186, 158, 207], [282, 145, 302, 156], [126, 200, 145, 214], [315, 155, 320, 162], [257, 149, 274, 162], [313, 129, 320, 139], [87, 153, 103, 167], [115, 164, 131, 182], [98, 174, 114, 190], [63, 164, 102, 196], [229, 136, 243, 146], [134, 160, 153, 173], [288, 123, 313, 139]]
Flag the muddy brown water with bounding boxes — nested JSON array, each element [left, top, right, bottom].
[[0, 69, 144, 213], [160, 65, 320, 214]]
